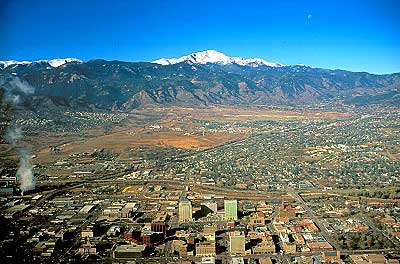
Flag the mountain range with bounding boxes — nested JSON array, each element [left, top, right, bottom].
[[0, 58, 82, 70], [1, 50, 399, 112]]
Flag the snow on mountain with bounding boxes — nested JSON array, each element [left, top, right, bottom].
[[0, 58, 82, 69], [152, 50, 286, 67], [46, 58, 82, 67], [0, 60, 31, 69]]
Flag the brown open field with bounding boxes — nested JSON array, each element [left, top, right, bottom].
[[9, 106, 352, 165], [32, 128, 248, 164]]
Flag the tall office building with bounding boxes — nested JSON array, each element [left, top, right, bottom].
[[178, 199, 193, 222], [224, 199, 238, 220], [229, 231, 245, 256]]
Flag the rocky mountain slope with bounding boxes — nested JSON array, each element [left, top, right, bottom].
[[1, 51, 399, 112]]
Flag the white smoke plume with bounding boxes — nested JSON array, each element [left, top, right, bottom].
[[4, 77, 34, 106], [2, 77, 36, 193]]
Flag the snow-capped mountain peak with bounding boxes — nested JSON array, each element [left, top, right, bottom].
[[0, 60, 31, 68], [46, 58, 82, 67], [0, 58, 82, 69], [152, 50, 285, 67]]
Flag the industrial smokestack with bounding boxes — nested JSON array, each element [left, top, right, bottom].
[[2, 77, 36, 193]]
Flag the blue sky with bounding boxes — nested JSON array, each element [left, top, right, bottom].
[[1, 0, 399, 73]]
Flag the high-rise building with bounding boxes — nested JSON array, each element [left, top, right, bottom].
[[178, 199, 193, 222], [224, 200, 238, 220], [229, 231, 245, 256]]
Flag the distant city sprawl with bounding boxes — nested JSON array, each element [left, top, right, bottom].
[[0, 105, 399, 263]]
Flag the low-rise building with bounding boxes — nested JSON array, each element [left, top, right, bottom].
[[282, 241, 296, 254], [252, 240, 275, 254], [249, 212, 265, 226], [349, 254, 391, 264], [307, 241, 333, 251], [113, 244, 147, 259], [229, 231, 245, 256], [322, 251, 341, 263], [203, 226, 216, 241], [196, 241, 216, 257]]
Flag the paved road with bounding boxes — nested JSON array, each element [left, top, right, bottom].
[[360, 214, 400, 249], [122, 247, 400, 263], [287, 188, 341, 250]]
